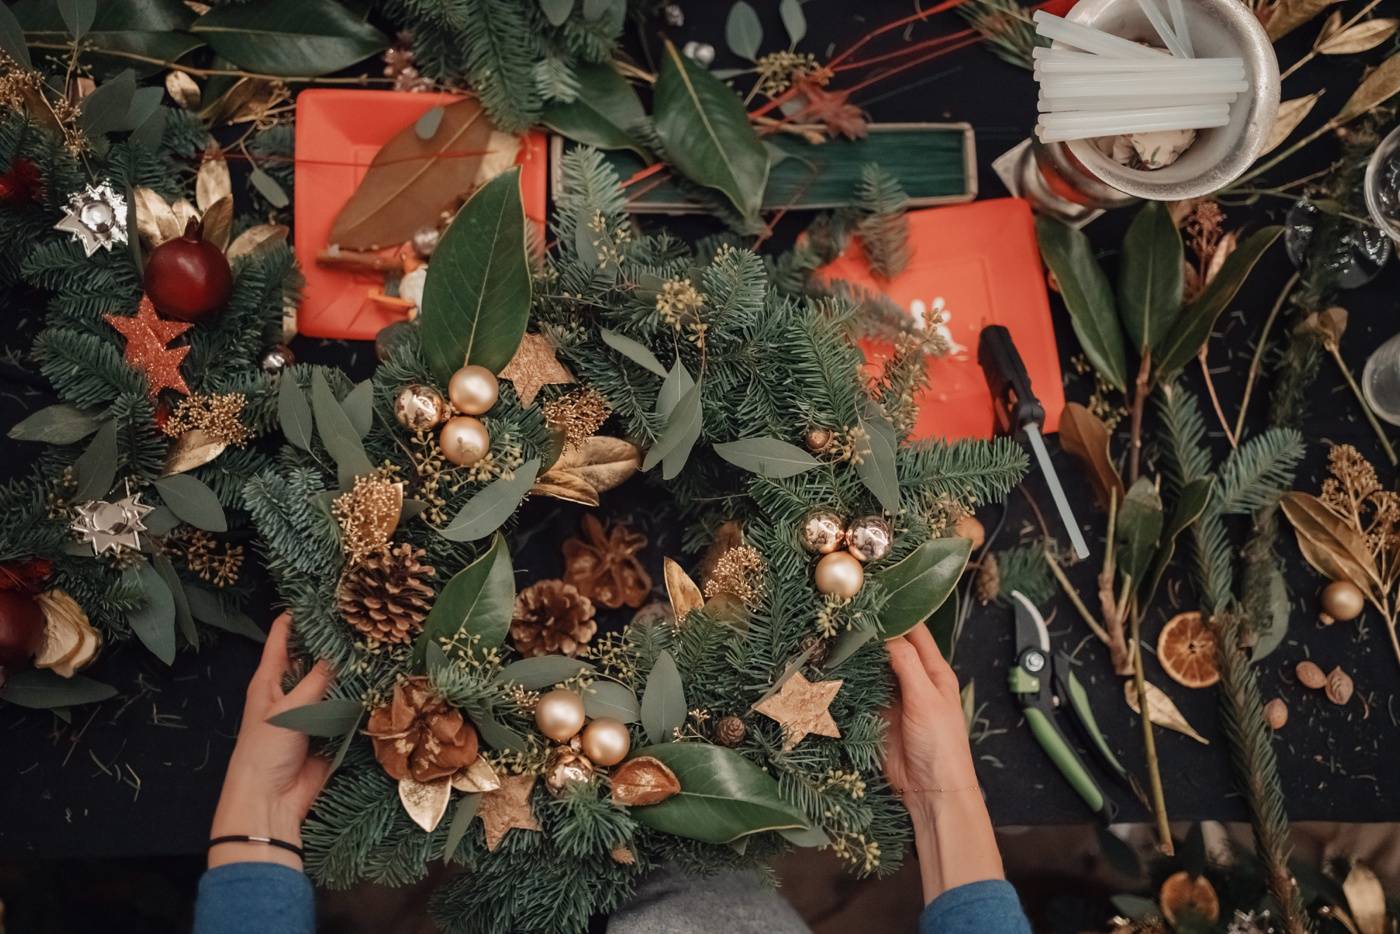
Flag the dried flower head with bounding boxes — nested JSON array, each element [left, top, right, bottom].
[[171, 529, 245, 587], [161, 392, 252, 446], [543, 387, 610, 449], [655, 277, 706, 331], [754, 51, 826, 97], [703, 545, 765, 608], [332, 474, 404, 563]]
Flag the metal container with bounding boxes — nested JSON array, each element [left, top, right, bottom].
[[1059, 0, 1280, 201]]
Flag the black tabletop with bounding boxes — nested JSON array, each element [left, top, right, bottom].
[[2, 2, 1397, 859]]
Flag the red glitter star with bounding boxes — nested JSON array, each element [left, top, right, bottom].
[[105, 297, 192, 398]]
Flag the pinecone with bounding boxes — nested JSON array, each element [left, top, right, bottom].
[[510, 580, 597, 658], [800, 634, 829, 668], [366, 676, 479, 782], [713, 715, 747, 747], [974, 553, 1000, 605], [338, 543, 435, 645]]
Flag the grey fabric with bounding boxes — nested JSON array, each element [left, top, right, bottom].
[[607, 866, 812, 934]]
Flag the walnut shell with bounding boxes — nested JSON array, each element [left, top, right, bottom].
[[1295, 660, 1326, 689], [1324, 667, 1353, 705], [1264, 698, 1288, 730]]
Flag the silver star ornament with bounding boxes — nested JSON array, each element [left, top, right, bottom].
[[54, 183, 129, 257], [70, 490, 154, 556]]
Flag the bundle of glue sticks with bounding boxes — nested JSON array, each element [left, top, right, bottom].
[[1032, 6, 1246, 144]]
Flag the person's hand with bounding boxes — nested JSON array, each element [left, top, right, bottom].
[[209, 612, 334, 871]]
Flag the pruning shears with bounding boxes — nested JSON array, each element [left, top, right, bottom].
[[1008, 589, 1127, 823]]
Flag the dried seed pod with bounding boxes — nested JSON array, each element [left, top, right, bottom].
[[713, 714, 747, 747], [1264, 698, 1288, 730], [1324, 667, 1353, 705], [610, 756, 681, 806], [1295, 660, 1326, 689]]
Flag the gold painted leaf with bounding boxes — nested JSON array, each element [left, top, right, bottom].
[[132, 187, 182, 247], [172, 199, 201, 231], [1057, 402, 1123, 511], [226, 224, 289, 261], [664, 558, 704, 623], [1318, 18, 1398, 55], [610, 755, 681, 806], [164, 71, 200, 109], [162, 429, 228, 476], [1337, 52, 1400, 124], [1124, 680, 1209, 744], [1265, 0, 1342, 41], [559, 436, 642, 495], [1262, 93, 1323, 157], [1315, 9, 1343, 43], [399, 776, 452, 832], [329, 98, 522, 250], [201, 195, 233, 252], [196, 153, 232, 213], [1279, 492, 1380, 596], [451, 757, 503, 794], [1342, 861, 1387, 934], [531, 471, 601, 506]]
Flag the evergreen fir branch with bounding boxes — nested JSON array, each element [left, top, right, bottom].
[[35, 328, 147, 408], [1155, 383, 1212, 495], [854, 164, 911, 280], [899, 437, 1028, 506], [1214, 428, 1304, 516], [534, 54, 580, 104]]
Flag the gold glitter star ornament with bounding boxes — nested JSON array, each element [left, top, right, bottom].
[[498, 332, 574, 407], [753, 671, 843, 751], [476, 773, 542, 852], [55, 183, 129, 256], [70, 488, 155, 555]]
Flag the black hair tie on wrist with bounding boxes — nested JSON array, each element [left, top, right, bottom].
[[209, 834, 305, 858]]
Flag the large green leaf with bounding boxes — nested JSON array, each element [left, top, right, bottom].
[[1117, 202, 1182, 354], [154, 474, 227, 532], [416, 535, 514, 664], [190, 0, 386, 77], [629, 743, 809, 843], [1153, 226, 1283, 380], [0, 2, 31, 68], [1115, 477, 1164, 586], [0, 669, 116, 709], [640, 650, 686, 744], [713, 437, 820, 479], [436, 459, 540, 542], [873, 538, 972, 638], [420, 169, 531, 382], [8, 404, 101, 444], [654, 40, 770, 220], [19, 0, 201, 69], [541, 63, 651, 159], [1035, 215, 1127, 392], [127, 560, 176, 664], [267, 698, 363, 736], [1142, 476, 1212, 607]]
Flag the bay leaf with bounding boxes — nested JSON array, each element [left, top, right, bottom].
[[582, 681, 641, 723], [1058, 402, 1123, 511], [127, 560, 176, 665], [496, 655, 595, 690], [1124, 680, 1209, 744], [226, 223, 288, 261], [1035, 214, 1127, 392], [416, 535, 514, 664], [1118, 201, 1183, 354], [854, 402, 900, 513], [196, 153, 232, 212], [267, 698, 363, 736], [154, 473, 228, 532], [1115, 477, 1163, 584], [399, 776, 451, 832], [664, 557, 705, 623], [1317, 18, 1397, 55], [1337, 52, 1400, 124], [1265, 0, 1342, 41], [8, 404, 101, 445], [540, 63, 650, 159], [1279, 492, 1381, 596], [1262, 93, 1323, 157], [131, 186, 182, 247], [873, 538, 971, 638], [73, 421, 118, 502], [330, 98, 521, 250]]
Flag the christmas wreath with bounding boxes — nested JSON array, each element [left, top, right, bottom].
[[0, 78, 298, 707], [247, 148, 1026, 934]]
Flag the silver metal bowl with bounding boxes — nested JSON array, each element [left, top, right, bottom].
[[1059, 0, 1280, 200]]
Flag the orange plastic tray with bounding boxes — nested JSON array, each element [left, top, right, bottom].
[[293, 89, 549, 341], [818, 198, 1064, 442]]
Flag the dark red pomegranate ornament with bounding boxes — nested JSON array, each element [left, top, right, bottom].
[[0, 589, 45, 672], [143, 218, 233, 322]]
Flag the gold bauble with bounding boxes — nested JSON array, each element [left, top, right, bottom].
[[448, 365, 500, 416], [394, 384, 448, 431], [544, 746, 595, 796], [845, 515, 892, 563], [579, 717, 631, 766], [804, 426, 833, 453], [534, 688, 586, 742], [439, 416, 490, 467], [799, 509, 846, 555], [814, 551, 863, 597], [1320, 580, 1364, 624]]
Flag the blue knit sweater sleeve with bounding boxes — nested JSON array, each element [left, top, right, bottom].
[[918, 880, 1031, 934], [193, 863, 315, 934]]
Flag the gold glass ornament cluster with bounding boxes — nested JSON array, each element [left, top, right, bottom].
[[798, 509, 892, 598], [533, 688, 633, 796], [393, 364, 500, 467]]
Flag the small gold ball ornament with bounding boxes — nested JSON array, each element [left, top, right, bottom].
[[544, 745, 596, 796], [579, 717, 631, 766], [534, 688, 587, 742], [799, 509, 846, 555], [815, 551, 864, 597], [804, 426, 834, 453], [1319, 580, 1364, 625], [394, 384, 448, 431], [844, 516, 892, 563], [448, 365, 500, 416], [439, 415, 490, 467]]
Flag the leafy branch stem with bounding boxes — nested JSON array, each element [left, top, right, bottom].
[[1129, 599, 1173, 855], [1042, 547, 1111, 644], [27, 42, 396, 86], [1198, 344, 1238, 448], [1233, 271, 1301, 442], [1323, 342, 1398, 466], [1127, 350, 1152, 483], [1278, 0, 1385, 81]]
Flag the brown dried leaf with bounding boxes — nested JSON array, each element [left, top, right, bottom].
[[610, 756, 681, 806], [555, 436, 641, 495], [162, 429, 228, 476], [531, 472, 601, 506], [1265, 0, 1343, 41], [172, 199, 201, 231], [1342, 861, 1387, 934], [450, 757, 502, 794], [196, 153, 232, 213], [1202, 230, 1237, 288], [398, 776, 452, 832], [1279, 492, 1380, 596], [1318, 18, 1398, 55], [226, 224, 289, 262], [131, 187, 182, 248], [329, 98, 521, 250], [201, 195, 233, 252], [664, 557, 705, 623], [164, 71, 200, 110], [1337, 52, 1400, 124], [1316, 9, 1343, 43], [1124, 680, 1210, 744], [1058, 402, 1123, 511], [1262, 93, 1323, 157], [1325, 666, 1354, 705]]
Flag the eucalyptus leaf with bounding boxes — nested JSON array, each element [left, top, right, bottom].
[[641, 650, 686, 744], [1142, 476, 1212, 606], [823, 626, 876, 669], [153, 552, 196, 646], [0, 670, 116, 709], [425, 639, 449, 677], [125, 86, 163, 132], [713, 437, 820, 479], [415, 104, 445, 140], [267, 698, 364, 736], [725, 1, 763, 60], [330, 712, 362, 775], [629, 743, 808, 843], [79, 69, 136, 138], [73, 421, 118, 501], [654, 41, 770, 220], [1247, 559, 1290, 661], [854, 404, 900, 513], [541, 64, 651, 158], [642, 375, 703, 481], [874, 538, 971, 638], [600, 327, 668, 377], [443, 793, 480, 863], [191, 0, 388, 77], [129, 104, 166, 152], [186, 586, 266, 643], [582, 681, 641, 723], [9, 404, 101, 444], [1118, 202, 1183, 354], [127, 560, 176, 665], [420, 169, 531, 381], [780, 0, 806, 46], [539, 0, 574, 27], [311, 369, 373, 485], [472, 711, 526, 752], [341, 379, 374, 438], [0, 2, 31, 69], [1115, 477, 1163, 586], [154, 474, 228, 532], [417, 535, 514, 664], [437, 459, 540, 542], [57, 0, 96, 38], [278, 373, 314, 451], [497, 655, 595, 690], [249, 167, 289, 208], [144, 506, 180, 536], [1035, 215, 1127, 392]]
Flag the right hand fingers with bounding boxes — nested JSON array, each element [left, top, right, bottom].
[[886, 637, 940, 708], [905, 625, 960, 703]]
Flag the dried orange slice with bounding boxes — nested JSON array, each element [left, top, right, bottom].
[[1157, 612, 1220, 689], [1159, 870, 1220, 924]]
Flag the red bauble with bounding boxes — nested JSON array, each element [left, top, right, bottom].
[[0, 589, 45, 671], [143, 218, 233, 322], [0, 158, 42, 204]]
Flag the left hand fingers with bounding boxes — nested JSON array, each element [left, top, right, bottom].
[[282, 659, 334, 709]]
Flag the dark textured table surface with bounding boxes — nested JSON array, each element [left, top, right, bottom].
[[1, 3, 1397, 859]]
